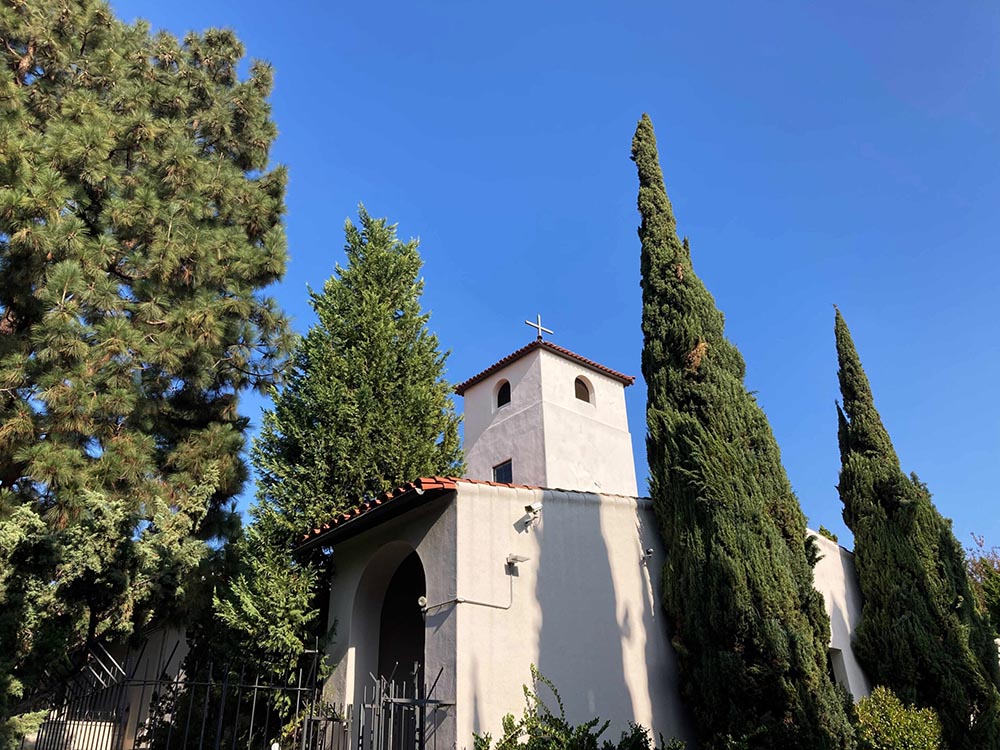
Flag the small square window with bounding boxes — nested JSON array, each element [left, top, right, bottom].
[[827, 648, 849, 690], [493, 460, 513, 484]]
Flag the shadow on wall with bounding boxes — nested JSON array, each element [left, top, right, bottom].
[[471, 656, 483, 738], [533, 490, 694, 746], [636, 508, 696, 746], [534, 491, 623, 726]]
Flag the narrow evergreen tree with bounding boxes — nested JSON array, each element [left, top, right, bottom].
[[0, 3, 291, 742], [252, 206, 463, 541], [215, 207, 463, 671], [633, 114, 854, 750], [835, 309, 1000, 749]]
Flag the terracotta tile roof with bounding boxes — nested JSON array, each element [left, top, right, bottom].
[[298, 475, 646, 551], [453, 339, 635, 395], [299, 476, 456, 549]]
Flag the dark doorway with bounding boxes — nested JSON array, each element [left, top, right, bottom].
[[377, 551, 426, 682]]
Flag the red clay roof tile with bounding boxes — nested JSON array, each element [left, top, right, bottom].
[[298, 475, 647, 550]]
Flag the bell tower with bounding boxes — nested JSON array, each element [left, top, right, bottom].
[[455, 319, 638, 497]]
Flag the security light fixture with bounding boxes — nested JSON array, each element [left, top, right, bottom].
[[506, 554, 530, 565]]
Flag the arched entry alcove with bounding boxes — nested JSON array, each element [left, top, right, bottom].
[[349, 542, 427, 701], [378, 551, 425, 681]]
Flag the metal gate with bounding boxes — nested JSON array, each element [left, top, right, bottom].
[[355, 668, 451, 750]]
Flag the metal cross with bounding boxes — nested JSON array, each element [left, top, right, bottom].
[[524, 314, 553, 340]]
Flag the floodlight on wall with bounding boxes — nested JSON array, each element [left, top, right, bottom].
[[523, 501, 543, 529], [641, 548, 655, 565], [506, 553, 530, 566]]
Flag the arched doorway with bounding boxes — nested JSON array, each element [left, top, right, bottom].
[[377, 551, 426, 683], [349, 543, 428, 705]]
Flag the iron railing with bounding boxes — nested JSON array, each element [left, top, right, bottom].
[[22, 643, 450, 750]]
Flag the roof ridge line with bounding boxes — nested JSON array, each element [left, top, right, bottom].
[[454, 340, 634, 395]]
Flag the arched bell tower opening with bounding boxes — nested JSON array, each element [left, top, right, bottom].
[[378, 550, 426, 682]]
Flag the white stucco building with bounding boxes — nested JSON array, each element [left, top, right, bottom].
[[302, 336, 869, 749]]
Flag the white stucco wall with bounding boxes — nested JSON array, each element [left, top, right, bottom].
[[462, 348, 638, 497], [464, 350, 549, 487], [537, 349, 638, 497], [321, 487, 871, 750], [452, 482, 692, 748], [323, 497, 460, 749], [810, 532, 871, 700]]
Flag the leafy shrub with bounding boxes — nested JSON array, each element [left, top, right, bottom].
[[856, 686, 942, 750], [472, 666, 684, 750]]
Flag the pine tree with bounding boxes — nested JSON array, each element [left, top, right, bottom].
[[0, 2, 291, 743], [633, 114, 854, 750], [834, 309, 1000, 749], [216, 207, 463, 671]]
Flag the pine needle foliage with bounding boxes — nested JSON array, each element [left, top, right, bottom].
[[834, 309, 1000, 749], [0, 2, 292, 743], [632, 114, 854, 750], [216, 207, 463, 673]]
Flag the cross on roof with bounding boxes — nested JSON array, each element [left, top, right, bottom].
[[524, 314, 553, 340]]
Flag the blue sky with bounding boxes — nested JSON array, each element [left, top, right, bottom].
[[111, 0, 1000, 548]]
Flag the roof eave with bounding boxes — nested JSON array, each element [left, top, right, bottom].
[[454, 340, 634, 395], [297, 477, 458, 552]]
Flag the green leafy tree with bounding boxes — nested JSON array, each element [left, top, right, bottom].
[[215, 207, 463, 673], [632, 113, 854, 750], [834, 309, 1000, 749], [855, 687, 942, 750], [0, 1, 291, 744]]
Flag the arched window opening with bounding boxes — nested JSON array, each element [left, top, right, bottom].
[[496, 380, 511, 408], [574, 377, 591, 403]]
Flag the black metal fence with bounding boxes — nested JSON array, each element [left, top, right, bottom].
[[22, 643, 450, 750]]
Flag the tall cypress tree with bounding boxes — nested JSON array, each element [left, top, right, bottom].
[[215, 207, 463, 672], [633, 114, 854, 750], [835, 309, 1000, 749], [0, 2, 291, 743]]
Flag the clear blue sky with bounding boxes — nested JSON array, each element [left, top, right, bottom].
[[111, 0, 1000, 549]]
